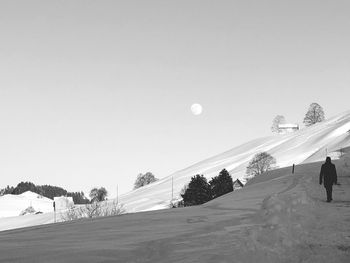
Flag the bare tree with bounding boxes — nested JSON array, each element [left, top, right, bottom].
[[61, 205, 86, 221], [134, 172, 158, 189], [60, 201, 125, 221], [100, 201, 126, 217], [246, 152, 276, 180], [303, 103, 325, 127], [89, 187, 108, 202], [85, 202, 102, 218], [271, 115, 286, 133]]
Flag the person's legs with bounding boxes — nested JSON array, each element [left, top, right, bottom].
[[325, 185, 333, 202]]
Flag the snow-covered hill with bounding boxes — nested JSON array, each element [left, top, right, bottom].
[[1, 110, 350, 232], [0, 191, 53, 218], [1, 154, 349, 262], [118, 110, 350, 212]]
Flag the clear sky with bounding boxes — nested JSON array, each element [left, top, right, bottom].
[[1, 0, 350, 197]]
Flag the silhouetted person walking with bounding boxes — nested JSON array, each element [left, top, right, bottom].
[[319, 157, 338, 202]]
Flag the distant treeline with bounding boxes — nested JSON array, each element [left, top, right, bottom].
[[0, 182, 89, 204]]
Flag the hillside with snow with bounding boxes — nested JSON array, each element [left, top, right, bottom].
[[118, 110, 350, 212], [0, 191, 53, 218], [1, 152, 349, 262], [0, 110, 349, 232], [0, 191, 54, 232]]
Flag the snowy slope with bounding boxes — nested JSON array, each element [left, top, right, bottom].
[[118, 110, 350, 212], [0, 212, 54, 232], [1, 155, 349, 262], [0, 191, 53, 218], [1, 111, 349, 231]]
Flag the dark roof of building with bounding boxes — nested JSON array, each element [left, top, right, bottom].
[[233, 179, 244, 187]]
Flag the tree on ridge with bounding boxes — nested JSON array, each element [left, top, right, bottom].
[[303, 103, 325, 127], [246, 152, 276, 180], [134, 172, 158, 189], [271, 115, 286, 133], [89, 187, 108, 202]]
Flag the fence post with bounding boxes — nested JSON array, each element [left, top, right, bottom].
[[53, 201, 56, 223]]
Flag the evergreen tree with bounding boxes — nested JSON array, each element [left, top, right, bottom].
[[209, 169, 233, 199], [11, 182, 37, 195], [0, 185, 14, 196], [67, 191, 90, 204], [39, 185, 67, 199], [181, 174, 212, 206], [303, 103, 325, 126]]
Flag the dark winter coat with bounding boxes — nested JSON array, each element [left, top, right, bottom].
[[319, 162, 337, 187]]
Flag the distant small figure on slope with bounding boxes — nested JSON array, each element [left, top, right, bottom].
[[319, 157, 338, 202]]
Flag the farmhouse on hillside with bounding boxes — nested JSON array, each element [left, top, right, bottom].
[[277, 123, 299, 134], [233, 179, 244, 190]]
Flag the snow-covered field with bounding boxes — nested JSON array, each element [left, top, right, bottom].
[[0, 110, 350, 232], [0, 191, 53, 218], [0, 191, 54, 232], [118, 110, 350, 213], [0, 154, 349, 262]]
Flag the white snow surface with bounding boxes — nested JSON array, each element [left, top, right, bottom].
[[1, 110, 350, 232], [118, 110, 350, 212], [0, 191, 53, 218], [1, 154, 349, 262]]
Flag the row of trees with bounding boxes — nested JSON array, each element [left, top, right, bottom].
[[0, 185, 14, 196], [2, 151, 278, 210], [0, 182, 90, 204], [1, 178, 147, 205], [271, 102, 326, 132], [1, 171, 159, 204], [60, 149, 277, 217], [181, 169, 233, 207], [0, 182, 112, 205], [180, 152, 277, 207]]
